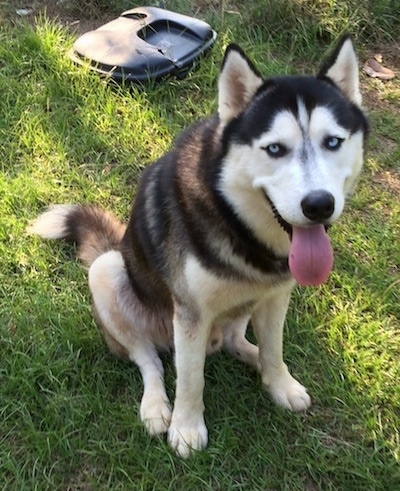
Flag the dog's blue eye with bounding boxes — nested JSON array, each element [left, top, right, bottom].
[[263, 143, 287, 158], [324, 136, 343, 150]]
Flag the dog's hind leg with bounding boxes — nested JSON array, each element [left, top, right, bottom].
[[89, 250, 172, 435], [134, 346, 172, 436], [222, 315, 260, 371]]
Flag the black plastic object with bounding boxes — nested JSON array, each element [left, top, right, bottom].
[[70, 7, 217, 82]]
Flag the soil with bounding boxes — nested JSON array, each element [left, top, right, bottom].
[[5, 0, 116, 35]]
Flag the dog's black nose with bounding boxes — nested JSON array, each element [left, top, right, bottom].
[[301, 190, 335, 222]]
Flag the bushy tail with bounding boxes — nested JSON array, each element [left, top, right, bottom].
[[28, 205, 126, 267]]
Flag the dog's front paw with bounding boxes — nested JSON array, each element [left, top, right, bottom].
[[168, 416, 208, 458], [140, 396, 172, 436], [267, 371, 311, 412]]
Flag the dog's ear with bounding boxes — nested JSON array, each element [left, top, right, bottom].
[[318, 35, 362, 106], [218, 45, 263, 125]]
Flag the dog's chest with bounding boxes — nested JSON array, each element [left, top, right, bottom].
[[183, 255, 293, 319]]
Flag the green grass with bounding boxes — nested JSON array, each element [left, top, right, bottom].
[[1, 1, 399, 489]]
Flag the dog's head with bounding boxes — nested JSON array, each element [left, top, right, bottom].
[[218, 36, 369, 285]]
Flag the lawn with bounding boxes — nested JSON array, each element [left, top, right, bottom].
[[0, 1, 399, 489]]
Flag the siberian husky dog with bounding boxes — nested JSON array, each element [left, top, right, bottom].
[[29, 35, 369, 458]]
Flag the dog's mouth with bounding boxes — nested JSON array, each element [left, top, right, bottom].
[[263, 192, 293, 236], [263, 191, 334, 286]]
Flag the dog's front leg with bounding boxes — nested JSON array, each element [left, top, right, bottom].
[[168, 308, 210, 458], [252, 286, 311, 412]]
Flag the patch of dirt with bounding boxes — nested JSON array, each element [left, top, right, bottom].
[[4, 0, 220, 34], [372, 170, 400, 196], [359, 39, 399, 108], [4, 0, 115, 35], [366, 42, 400, 70]]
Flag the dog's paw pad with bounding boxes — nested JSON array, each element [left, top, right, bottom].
[[268, 375, 311, 412], [168, 422, 208, 458], [140, 397, 172, 435]]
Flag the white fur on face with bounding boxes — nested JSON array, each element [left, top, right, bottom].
[[218, 149, 291, 256], [220, 100, 364, 228]]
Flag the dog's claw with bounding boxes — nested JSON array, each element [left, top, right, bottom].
[[267, 372, 312, 412], [168, 420, 208, 458], [140, 397, 172, 435]]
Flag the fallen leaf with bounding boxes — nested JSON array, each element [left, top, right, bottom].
[[363, 58, 395, 80]]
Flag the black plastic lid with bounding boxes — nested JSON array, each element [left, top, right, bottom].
[[70, 7, 217, 82]]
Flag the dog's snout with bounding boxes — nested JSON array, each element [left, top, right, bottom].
[[301, 190, 335, 222]]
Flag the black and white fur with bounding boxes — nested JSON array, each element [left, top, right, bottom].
[[29, 35, 369, 458]]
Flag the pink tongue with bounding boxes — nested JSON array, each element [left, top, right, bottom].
[[289, 225, 334, 286]]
